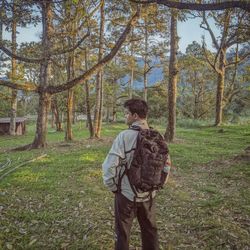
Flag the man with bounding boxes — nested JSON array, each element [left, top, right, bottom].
[[102, 98, 171, 250]]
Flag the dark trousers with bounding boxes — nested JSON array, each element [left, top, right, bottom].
[[114, 193, 159, 250]]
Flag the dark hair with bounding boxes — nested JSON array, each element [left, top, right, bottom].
[[124, 99, 148, 119]]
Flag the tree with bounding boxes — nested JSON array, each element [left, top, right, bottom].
[[1, 0, 38, 134], [164, 9, 178, 142], [9, 0, 17, 135], [201, 9, 250, 125], [93, 0, 105, 138], [84, 48, 94, 138], [139, 4, 168, 102], [178, 42, 216, 119]]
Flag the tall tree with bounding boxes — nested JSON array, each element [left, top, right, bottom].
[[129, 27, 135, 98], [178, 41, 216, 120], [164, 9, 178, 142], [32, 1, 52, 148], [9, 0, 17, 135], [65, 2, 76, 141], [94, 0, 105, 138], [201, 9, 250, 125], [139, 4, 167, 102], [84, 48, 94, 138]]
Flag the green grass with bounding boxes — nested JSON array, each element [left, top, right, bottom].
[[0, 122, 249, 249]]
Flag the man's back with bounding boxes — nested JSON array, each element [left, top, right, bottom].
[[102, 121, 156, 202]]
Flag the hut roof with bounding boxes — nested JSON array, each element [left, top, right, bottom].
[[0, 117, 26, 123]]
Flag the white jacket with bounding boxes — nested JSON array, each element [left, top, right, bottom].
[[102, 122, 156, 202]]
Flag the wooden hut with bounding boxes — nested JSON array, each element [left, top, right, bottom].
[[0, 117, 26, 135]]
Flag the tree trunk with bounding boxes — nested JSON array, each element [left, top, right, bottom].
[[201, 10, 230, 126], [9, 0, 17, 136], [193, 71, 198, 119], [199, 78, 204, 118], [106, 106, 110, 122], [0, 1, 2, 39], [215, 49, 226, 126], [51, 97, 63, 131], [31, 1, 52, 148], [96, 70, 104, 137], [65, 88, 74, 140], [72, 101, 76, 124], [51, 109, 54, 128], [129, 67, 134, 99], [65, 3, 75, 141], [112, 106, 117, 122], [94, 0, 105, 138], [143, 16, 148, 102], [84, 49, 94, 138], [129, 27, 134, 99], [213, 11, 231, 126], [165, 9, 178, 142], [32, 92, 51, 148], [65, 54, 74, 141]]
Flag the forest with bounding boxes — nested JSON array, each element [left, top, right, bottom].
[[0, 0, 249, 146], [0, 0, 250, 249]]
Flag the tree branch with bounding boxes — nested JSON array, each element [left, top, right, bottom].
[[129, 0, 250, 12], [201, 11, 219, 50], [0, 30, 90, 64], [0, 43, 44, 63], [50, 31, 90, 56], [46, 7, 141, 94], [0, 79, 38, 92], [225, 52, 250, 68], [202, 44, 220, 74]]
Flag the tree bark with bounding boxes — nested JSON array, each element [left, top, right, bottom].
[[65, 52, 74, 141], [9, 0, 17, 136], [129, 28, 135, 99], [192, 71, 198, 119], [51, 108, 54, 128], [51, 97, 63, 131], [66, 89, 74, 140], [215, 49, 226, 126], [94, 0, 105, 138], [143, 17, 148, 102], [165, 9, 178, 142], [65, 3, 75, 141], [32, 92, 51, 148], [112, 106, 117, 122], [31, 1, 52, 148], [84, 49, 94, 138], [0, 0, 2, 39], [130, 0, 250, 12]]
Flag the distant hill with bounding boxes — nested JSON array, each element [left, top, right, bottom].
[[122, 57, 165, 89]]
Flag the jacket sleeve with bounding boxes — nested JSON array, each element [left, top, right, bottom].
[[102, 132, 125, 192]]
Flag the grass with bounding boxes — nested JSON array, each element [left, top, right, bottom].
[[0, 122, 249, 249]]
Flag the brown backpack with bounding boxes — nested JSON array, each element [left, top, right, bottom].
[[127, 125, 169, 193]]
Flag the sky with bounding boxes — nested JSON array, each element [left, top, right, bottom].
[[178, 16, 219, 53], [2, 15, 219, 54]]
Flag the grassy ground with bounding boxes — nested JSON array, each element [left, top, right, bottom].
[[0, 122, 249, 249]]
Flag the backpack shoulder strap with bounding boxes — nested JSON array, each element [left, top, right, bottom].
[[129, 125, 142, 131]]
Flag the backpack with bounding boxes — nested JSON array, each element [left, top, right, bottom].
[[127, 125, 169, 194]]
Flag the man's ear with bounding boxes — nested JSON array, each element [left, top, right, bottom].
[[133, 113, 139, 120]]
